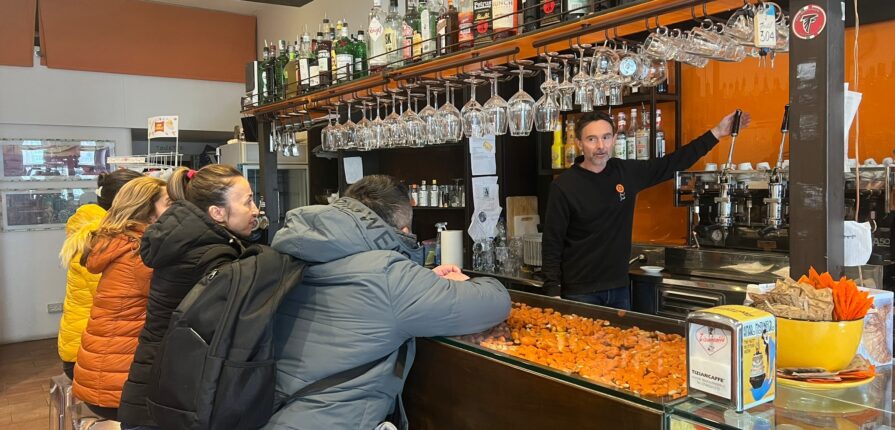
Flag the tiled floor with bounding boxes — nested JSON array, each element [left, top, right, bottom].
[[0, 338, 58, 430]]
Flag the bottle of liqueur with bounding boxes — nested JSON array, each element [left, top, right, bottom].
[[367, 0, 388, 72], [354, 30, 368, 79], [259, 45, 271, 104], [564, 0, 590, 21], [626, 108, 638, 160], [551, 125, 563, 169], [276, 40, 289, 100], [284, 41, 300, 98], [473, 0, 493, 45], [655, 109, 666, 158], [492, 0, 517, 39], [298, 30, 315, 91], [539, 0, 562, 27], [563, 118, 578, 168], [437, 0, 459, 54], [522, 0, 538, 32], [335, 23, 355, 83], [266, 42, 278, 102], [404, 0, 421, 63], [384, 0, 403, 68], [636, 109, 650, 160], [614, 112, 627, 159], [458, 0, 474, 49], [419, 0, 438, 60], [316, 31, 332, 87]]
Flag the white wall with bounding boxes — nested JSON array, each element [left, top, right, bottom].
[[0, 53, 242, 344]]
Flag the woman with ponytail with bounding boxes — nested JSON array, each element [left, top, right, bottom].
[[72, 176, 170, 420], [58, 169, 141, 379], [118, 165, 259, 429]]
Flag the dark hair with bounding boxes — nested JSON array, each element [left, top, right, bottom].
[[575, 111, 617, 141], [345, 175, 412, 230], [96, 169, 143, 210], [168, 165, 244, 213]]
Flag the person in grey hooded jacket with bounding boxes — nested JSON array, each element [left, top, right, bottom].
[[267, 175, 511, 430]]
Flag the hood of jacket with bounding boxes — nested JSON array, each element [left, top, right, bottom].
[[272, 197, 424, 265], [140, 200, 241, 269], [66, 204, 106, 236], [85, 227, 145, 274]]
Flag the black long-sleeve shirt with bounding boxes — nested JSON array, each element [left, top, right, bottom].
[[541, 131, 720, 297]]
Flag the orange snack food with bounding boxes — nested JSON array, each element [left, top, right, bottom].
[[798, 267, 875, 321], [461, 303, 688, 399]]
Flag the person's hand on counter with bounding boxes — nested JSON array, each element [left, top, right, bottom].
[[711, 110, 753, 139], [433, 264, 470, 281]]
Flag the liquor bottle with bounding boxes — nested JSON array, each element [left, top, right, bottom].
[[420, 180, 430, 206], [458, 0, 474, 49], [297, 30, 315, 91], [276, 40, 289, 100], [316, 32, 332, 87], [657, 79, 668, 94], [539, 0, 562, 27], [429, 179, 439, 206], [551, 125, 563, 169], [636, 109, 650, 160], [626, 109, 637, 160], [329, 28, 338, 74], [354, 30, 368, 79], [259, 44, 271, 103], [266, 42, 278, 102], [473, 0, 493, 45], [492, 0, 517, 39], [385, 0, 403, 68], [655, 109, 666, 158], [335, 23, 354, 83], [404, 0, 420, 63], [522, 0, 538, 32], [563, 119, 578, 168], [284, 42, 301, 98], [614, 112, 627, 159], [564, 0, 590, 21], [367, 0, 388, 72], [420, 0, 438, 60], [437, 0, 459, 54]]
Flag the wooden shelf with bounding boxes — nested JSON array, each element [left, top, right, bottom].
[[243, 0, 744, 119]]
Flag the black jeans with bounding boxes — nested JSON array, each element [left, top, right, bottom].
[[562, 286, 631, 310]]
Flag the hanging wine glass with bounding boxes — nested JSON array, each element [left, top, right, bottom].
[[571, 43, 593, 108], [507, 60, 535, 137], [385, 90, 406, 147], [356, 98, 374, 151], [371, 91, 388, 149], [482, 66, 508, 136], [429, 85, 447, 144], [461, 74, 487, 139], [403, 83, 426, 147], [418, 80, 441, 145], [534, 61, 560, 132], [321, 113, 335, 152], [557, 55, 576, 112], [329, 102, 346, 150], [342, 98, 358, 150], [437, 77, 464, 143]]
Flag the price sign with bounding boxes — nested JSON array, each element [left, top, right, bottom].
[[753, 5, 777, 48]]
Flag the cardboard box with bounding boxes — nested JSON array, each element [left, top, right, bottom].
[[857, 287, 894, 366]]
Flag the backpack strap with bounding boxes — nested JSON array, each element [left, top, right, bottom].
[[278, 339, 411, 410]]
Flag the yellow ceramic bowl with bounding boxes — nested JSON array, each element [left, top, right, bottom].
[[776, 317, 864, 372]]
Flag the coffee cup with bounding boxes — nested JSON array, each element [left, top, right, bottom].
[[738, 162, 754, 171], [705, 163, 718, 171], [757, 162, 771, 170], [883, 157, 893, 166]]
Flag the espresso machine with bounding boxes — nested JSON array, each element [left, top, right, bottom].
[[673, 108, 790, 253]]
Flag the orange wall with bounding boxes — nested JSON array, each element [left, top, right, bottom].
[[632, 21, 895, 245]]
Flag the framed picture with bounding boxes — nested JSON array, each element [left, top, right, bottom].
[[1, 187, 97, 232], [0, 139, 115, 181]]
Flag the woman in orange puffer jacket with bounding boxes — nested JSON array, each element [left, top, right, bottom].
[[72, 177, 170, 420]]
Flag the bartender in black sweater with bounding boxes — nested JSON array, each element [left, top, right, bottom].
[[542, 110, 752, 309]]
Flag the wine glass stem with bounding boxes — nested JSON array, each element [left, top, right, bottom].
[[518, 67, 524, 92], [426, 86, 431, 107], [491, 78, 498, 97]]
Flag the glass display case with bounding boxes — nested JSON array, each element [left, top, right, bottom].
[[436, 290, 688, 409], [1, 188, 97, 231], [0, 139, 114, 180]]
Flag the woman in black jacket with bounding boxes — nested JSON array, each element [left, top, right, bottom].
[[117, 165, 260, 430]]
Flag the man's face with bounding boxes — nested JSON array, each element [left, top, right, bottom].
[[578, 119, 615, 171]]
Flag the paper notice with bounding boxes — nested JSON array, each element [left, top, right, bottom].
[[343, 156, 364, 184], [844, 82, 863, 172], [469, 135, 497, 176]]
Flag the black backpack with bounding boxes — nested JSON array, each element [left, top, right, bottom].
[[146, 245, 306, 430]]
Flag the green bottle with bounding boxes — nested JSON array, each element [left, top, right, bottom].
[[354, 30, 368, 79], [276, 40, 289, 100]]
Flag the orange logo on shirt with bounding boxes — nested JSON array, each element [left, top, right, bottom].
[[616, 184, 625, 193]]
